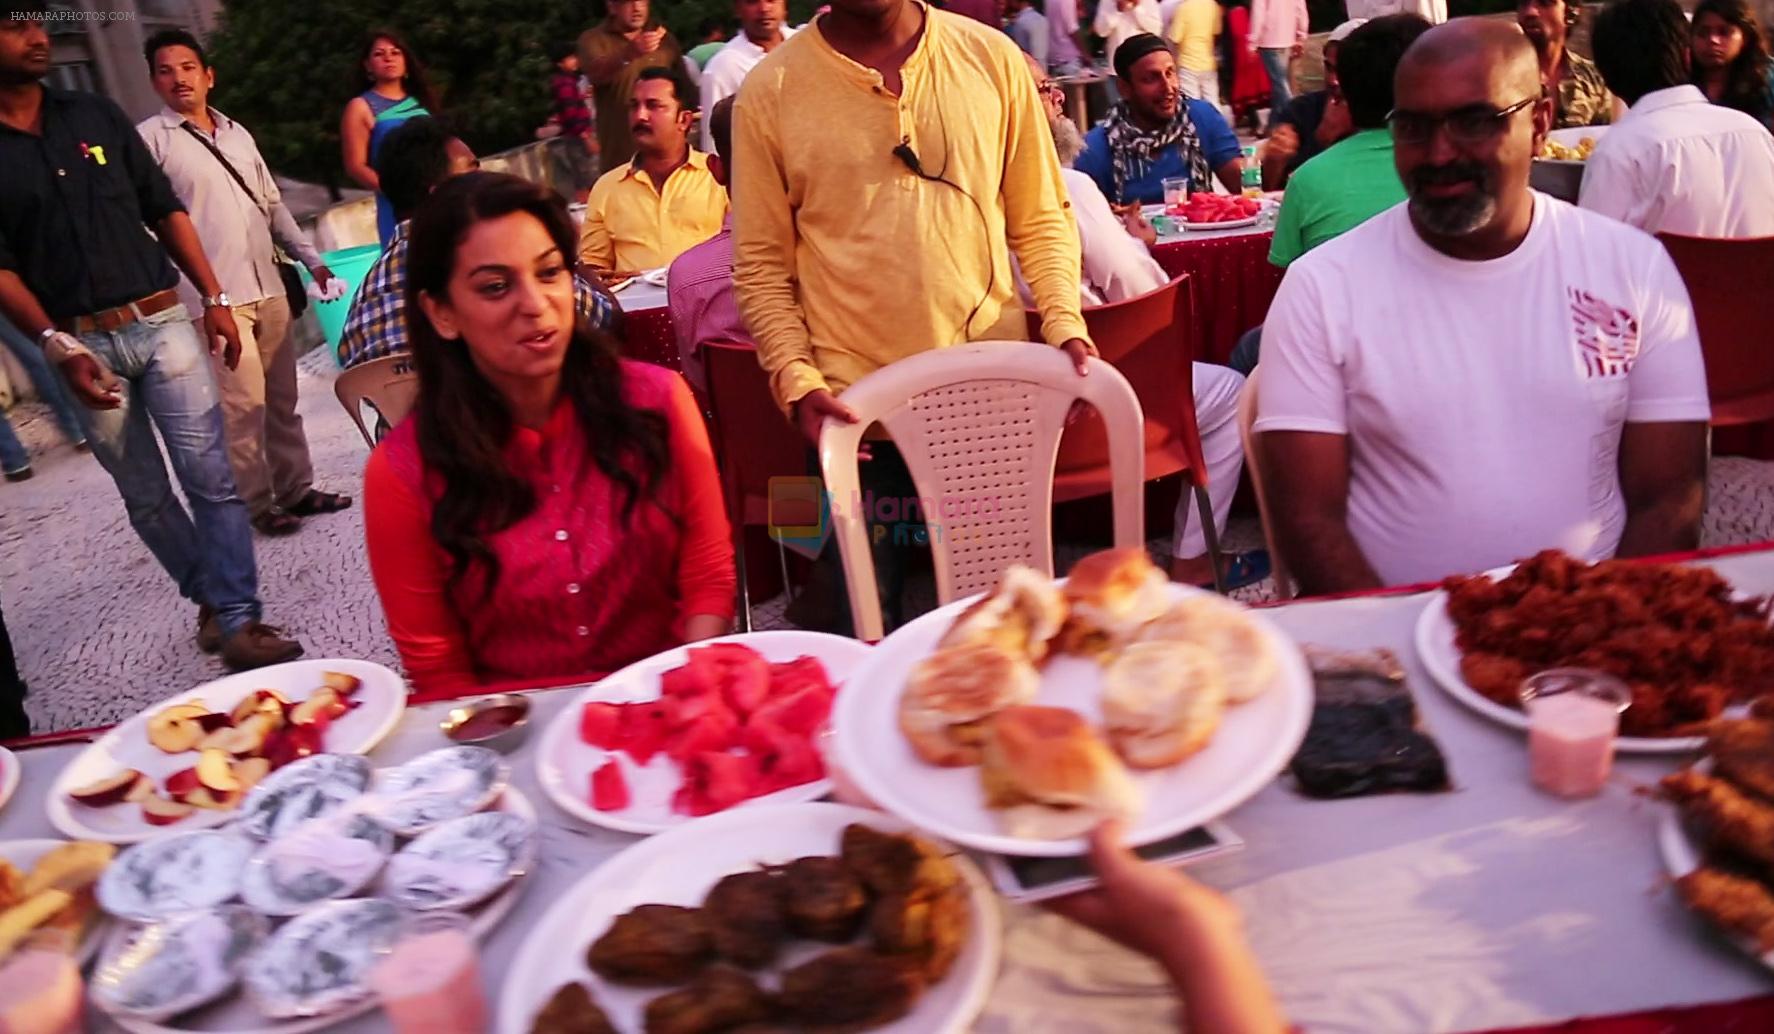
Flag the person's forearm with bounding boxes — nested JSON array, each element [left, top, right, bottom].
[[345, 161, 378, 192], [1215, 160, 1244, 194], [1274, 511, 1382, 596], [1161, 919, 1290, 1034], [1261, 149, 1292, 191], [1616, 488, 1703, 558], [269, 201, 324, 271], [0, 271, 55, 339], [156, 212, 224, 298], [683, 613, 730, 642]]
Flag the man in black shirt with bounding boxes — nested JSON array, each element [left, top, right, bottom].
[[0, 18, 302, 672]]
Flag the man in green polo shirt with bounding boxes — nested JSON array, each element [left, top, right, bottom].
[[1270, 14, 1432, 267]]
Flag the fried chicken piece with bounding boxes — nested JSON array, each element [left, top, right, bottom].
[[778, 947, 924, 1029], [643, 966, 775, 1034], [702, 870, 787, 968], [840, 824, 960, 898], [1661, 769, 1774, 873], [778, 857, 868, 942], [531, 982, 617, 1034], [869, 883, 970, 982], [586, 905, 712, 986], [1677, 868, 1774, 952], [1707, 717, 1774, 802]]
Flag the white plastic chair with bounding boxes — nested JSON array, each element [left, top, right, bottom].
[[817, 341, 1147, 643], [334, 354, 419, 447], [1236, 366, 1296, 600]]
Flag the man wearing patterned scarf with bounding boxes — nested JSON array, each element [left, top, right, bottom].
[[1075, 32, 1245, 204]]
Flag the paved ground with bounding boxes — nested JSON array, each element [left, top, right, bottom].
[[1, 346, 1770, 735]]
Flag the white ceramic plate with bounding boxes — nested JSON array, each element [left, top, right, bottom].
[[0, 838, 113, 964], [495, 802, 1001, 1034], [0, 747, 19, 814], [1413, 565, 1706, 754], [1140, 201, 1268, 230], [1655, 760, 1774, 968], [95, 787, 537, 1034], [833, 583, 1313, 857], [47, 660, 407, 844], [535, 630, 871, 835]]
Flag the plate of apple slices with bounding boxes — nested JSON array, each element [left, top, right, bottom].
[[47, 659, 406, 844]]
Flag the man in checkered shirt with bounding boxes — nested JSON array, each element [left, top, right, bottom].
[[338, 117, 620, 369]]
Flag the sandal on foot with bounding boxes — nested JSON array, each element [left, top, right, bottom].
[[251, 509, 302, 536], [1215, 550, 1272, 592], [285, 488, 353, 516]]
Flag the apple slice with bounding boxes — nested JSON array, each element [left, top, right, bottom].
[[194, 712, 233, 733], [185, 786, 242, 810], [229, 690, 290, 726], [146, 706, 206, 755], [140, 794, 195, 826], [125, 776, 156, 804], [196, 748, 240, 793], [233, 756, 271, 793], [289, 688, 344, 728], [320, 672, 362, 697], [164, 767, 203, 800], [67, 770, 147, 807]]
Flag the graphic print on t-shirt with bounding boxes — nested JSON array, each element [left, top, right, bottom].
[[1568, 287, 1641, 379]]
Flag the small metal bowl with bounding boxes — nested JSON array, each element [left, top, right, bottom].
[[439, 693, 532, 751]]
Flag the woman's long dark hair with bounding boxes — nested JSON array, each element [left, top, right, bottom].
[[405, 172, 672, 597], [352, 28, 440, 114], [1692, 0, 1772, 122]]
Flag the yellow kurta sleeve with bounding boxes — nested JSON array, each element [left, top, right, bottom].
[[731, 81, 829, 413], [577, 172, 617, 272], [995, 47, 1090, 349]]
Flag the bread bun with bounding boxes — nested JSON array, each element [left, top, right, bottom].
[[1137, 596, 1276, 703], [900, 644, 1038, 766], [1102, 641, 1227, 767], [979, 706, 1141, 839], [1058, 549, 1172, 658], [939, 565, 1068, 662]]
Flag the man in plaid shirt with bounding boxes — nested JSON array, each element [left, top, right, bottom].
[[338, 117, 619, 369]]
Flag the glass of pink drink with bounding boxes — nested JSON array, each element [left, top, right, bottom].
[[1519, 668, 1633, 798], [367, 912, 487, 1034], [0, 929, 83, 1034]]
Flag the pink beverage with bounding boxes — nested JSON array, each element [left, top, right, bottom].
[[368, 920, 487, 1034], [0, 942, 83, 1034], [1522, 673, 1628, 798]]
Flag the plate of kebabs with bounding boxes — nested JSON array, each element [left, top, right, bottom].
[[1657, 705, 1774, 967], [502, 802, 999, 1034], [831, 548, 1314, 857]]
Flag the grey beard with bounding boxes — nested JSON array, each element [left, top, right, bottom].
[[1049, 113, 1086, 167], [1408, 191, 1498, 238]]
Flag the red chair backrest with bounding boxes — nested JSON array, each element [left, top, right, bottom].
[[1657, 232, 1774, 427], [701, 342, 808, 528], [1028, 274, 1204, 502]]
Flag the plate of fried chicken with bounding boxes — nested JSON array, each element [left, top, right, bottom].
[[502, 802, 1000, 1034], [1657, 707, 1774, 967], [1416, 551, 1774, 752]]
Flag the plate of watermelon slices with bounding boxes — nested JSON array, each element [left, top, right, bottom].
[[534, 631, 872, 835]]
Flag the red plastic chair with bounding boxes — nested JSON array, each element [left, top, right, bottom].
[[1027, 273, 1224, 590], [701, 341, 810, 630], [1658, 233, 1774, 427]]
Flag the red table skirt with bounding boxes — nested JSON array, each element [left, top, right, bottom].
[[1474, 993, 1774, 1033], [1151, 231, 1285, 365], [618, 231, 1286, 374]]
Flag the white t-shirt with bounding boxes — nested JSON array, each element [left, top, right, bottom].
[[1578, 85, 1774, 239], [1015, 170, 1168, 307], [1254, 195, 1711, 586], [698, 26, 799, 153]]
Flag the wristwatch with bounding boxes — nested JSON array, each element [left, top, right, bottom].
[[201, 292, 232, 310]]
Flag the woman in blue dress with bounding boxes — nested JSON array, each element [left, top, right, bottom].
[[340, 29, 438, 246]]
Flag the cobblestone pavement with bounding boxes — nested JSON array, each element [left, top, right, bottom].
[[2, 346, 1771, 734]]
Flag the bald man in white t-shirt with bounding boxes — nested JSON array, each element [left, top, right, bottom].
[[1253, 19, 1710, 595]]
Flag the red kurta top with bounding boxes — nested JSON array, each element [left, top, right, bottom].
[[364, 361, 735, 695]]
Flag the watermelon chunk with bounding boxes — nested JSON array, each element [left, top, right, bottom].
[[665, 708, 741, 763], [673, 751, 761, 816], [745, 720, 826, 795], [767, 656, 833, 698], [750, 685, 832, 738], [579, 702, 624, 749], [619, 701, 673, 765], [687, 644, 772, 718], [659, 664, 711, 700], [590, 759, 630, 811]]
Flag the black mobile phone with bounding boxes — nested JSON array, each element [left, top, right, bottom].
[[982, 822, 1243, 903]]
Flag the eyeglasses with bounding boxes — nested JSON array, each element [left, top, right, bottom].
[[1386, 95, 1539, 145]]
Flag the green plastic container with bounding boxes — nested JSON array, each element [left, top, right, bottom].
[[295, 244, 382, 363]]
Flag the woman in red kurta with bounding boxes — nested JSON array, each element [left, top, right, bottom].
[[363, 172, 735, 696]]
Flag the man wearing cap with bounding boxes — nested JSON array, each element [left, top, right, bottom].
[[1074, 32, 1243, 205], [1261, 18, 1364, 191]]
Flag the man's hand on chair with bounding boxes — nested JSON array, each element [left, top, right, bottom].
[[794, 389, 860, 449], [1062, 338, 1097, 376]]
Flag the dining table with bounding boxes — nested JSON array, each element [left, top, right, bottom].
[[9, 542, 1774, 1033]]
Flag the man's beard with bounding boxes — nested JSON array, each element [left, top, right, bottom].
[[1406, 161, 1498, 238], [1048, 112, 1086, 167]]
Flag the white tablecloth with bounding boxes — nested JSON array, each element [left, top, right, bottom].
[[20, 550, 1768, 1033]]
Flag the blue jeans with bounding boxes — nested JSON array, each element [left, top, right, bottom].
[[0, 414, 27, 475], [1259, 47, 1294, 114], [0, 312, 86, 444], [68, 305, 262, 637]]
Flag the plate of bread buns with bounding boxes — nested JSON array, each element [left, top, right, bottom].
[[831, 549, 1313, 856]]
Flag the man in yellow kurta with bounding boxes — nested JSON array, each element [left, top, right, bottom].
[[732, 0, 1096, 444], [578, 67, 728, 275]]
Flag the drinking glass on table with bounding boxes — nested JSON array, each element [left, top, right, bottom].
[[368, 912, 487, 1034], [1162, 176, 1190, 211], [0, 929, 83, 1034], [1519, 668, 1632, 799]]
